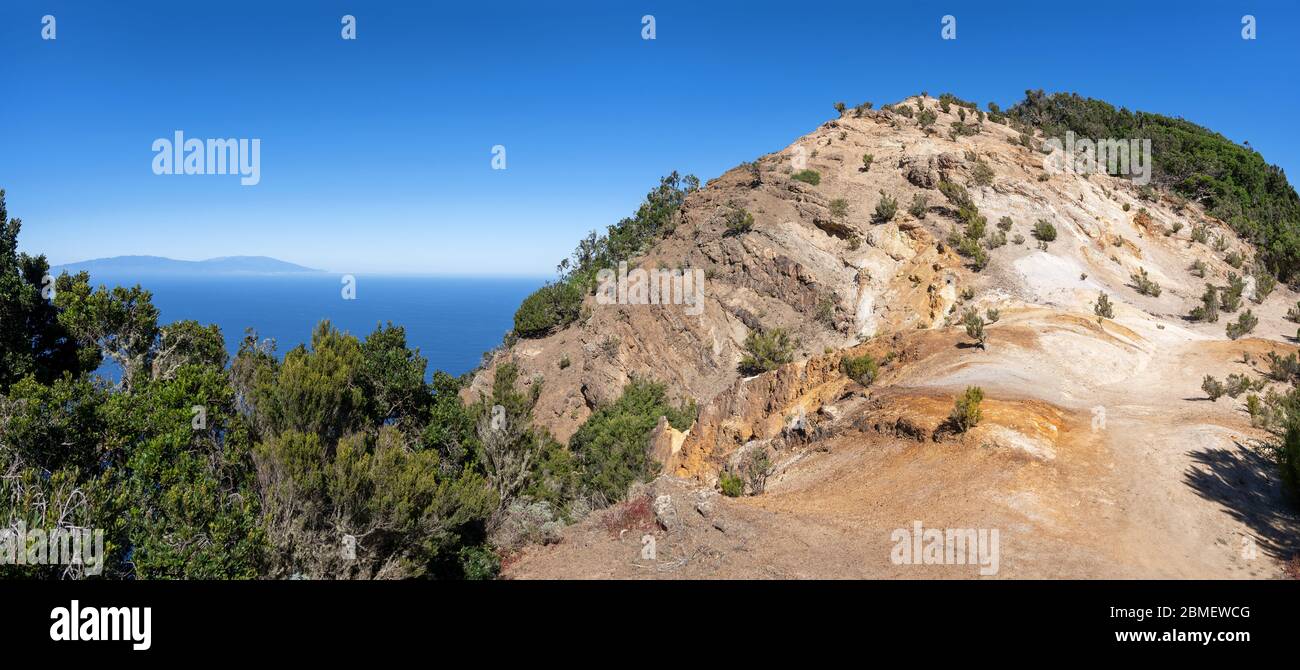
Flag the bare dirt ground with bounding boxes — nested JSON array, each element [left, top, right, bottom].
[[507, 313, 1299, 579]]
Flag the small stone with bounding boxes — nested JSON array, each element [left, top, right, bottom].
[[695, 498, 715, 518], [653, 494, 679, 532]]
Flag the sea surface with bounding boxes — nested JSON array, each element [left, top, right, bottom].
[[84, 274, 544, 378]]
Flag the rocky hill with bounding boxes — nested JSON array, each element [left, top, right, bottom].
[[474, 94, 1300, 579]]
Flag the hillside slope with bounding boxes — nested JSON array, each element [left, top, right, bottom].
[[479, 95, 1300, 578]]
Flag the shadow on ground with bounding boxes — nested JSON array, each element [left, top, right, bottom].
[[1184, 442, 1299, 561]]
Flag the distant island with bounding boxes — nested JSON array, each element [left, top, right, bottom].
[[52, 255, 325, 276]]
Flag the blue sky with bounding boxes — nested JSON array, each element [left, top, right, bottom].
[[2, 0, 1296, 276]]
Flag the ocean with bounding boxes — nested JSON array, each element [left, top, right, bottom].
[[84, 274, 544, 378]]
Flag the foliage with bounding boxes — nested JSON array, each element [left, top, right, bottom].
[[739, 328, 795, 376], [515, 173, 699, 339], [512, 279, 584, 339], [725, 206, 755, 235], [1191, 284, 1219, 322], [874, 191, 898, 222], [791, 170, 821, 185], [1201, 375, 1225, 401], [962, 308, 987, 349], [1225, 309, 1258, 340], [1032, 219, 1057, 243], [0, 189, 93, 390], [0, 193, 534, 579], [1130, 267, 1162, 297], [1008, 90, 1300, 280], [1095, 292, 1115, 319], [840, 354, 879, 386], [909, 194, 929, 219], [569, 378, 695, 505], [719, 472, 744, 497], [949, 386, 984, 433]]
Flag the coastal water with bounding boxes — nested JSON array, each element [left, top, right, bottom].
[[85, 273, 544, 378]]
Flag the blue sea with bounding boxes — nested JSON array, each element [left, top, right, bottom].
[[86, 274, 544, 378]]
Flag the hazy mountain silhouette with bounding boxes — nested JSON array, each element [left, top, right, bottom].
[[52, 255, 325, 276]]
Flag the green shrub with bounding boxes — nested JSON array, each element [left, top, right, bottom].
[[918, 108, 938, 130], [971, 160, 994, 187], [816, 295, 836, 328], [938, 180, 973, 208], [725, 206, 755, 235], [1281, 422, 1300, 490], [791, 169, 821, 185], [962, 308, 987, 348], [570, 378, 696, 503], [458, 546, 501, 580], [514, 281, 584, 339], [1267, 351, 1300, 381], [829, 198, 849, 220], [744, 449, 771, 494], [1201, 375, 1224, 401], [841, 354, 879, 386], [861, 153, 874, 171], [1253, 268, 1276, 303], [997, 216, 1013, 231], [1224, 373, 1253, 399], [739, 328, 795, 376], [874, 191, 898, 222], [555, 172, 698, 292], [956, 236, 989, 270], [1221, 273, 1245, 312], [949, 386, 984, 433], [1191, 284, 1219, 322], [1032, 219, 1057, 242], [1095, 293, 1114, 318], [961, 207, 987, 239], [909, 194, 929, 219], [1225, 309, 1258, 340], [1130, 267, 1162, 297], [719, 472, 744, 497]]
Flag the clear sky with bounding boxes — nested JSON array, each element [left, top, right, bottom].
[[2, 0, 1296, 276]]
